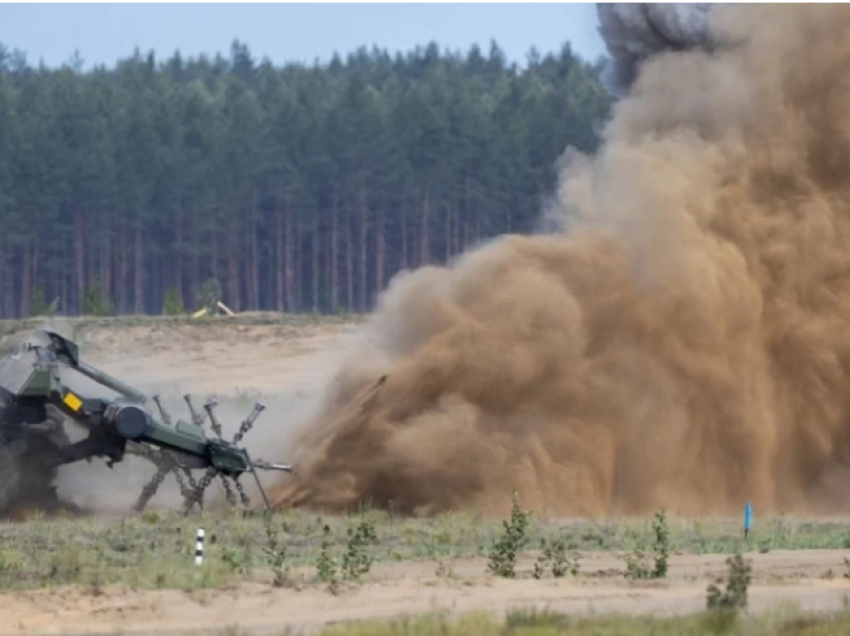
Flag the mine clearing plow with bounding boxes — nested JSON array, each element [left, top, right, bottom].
[[0, 329, 292, 518]]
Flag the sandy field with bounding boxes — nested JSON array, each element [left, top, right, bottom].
[[2, 315, 850, 635], [78, 315, 360, 396], [1, 550, 849, 636]]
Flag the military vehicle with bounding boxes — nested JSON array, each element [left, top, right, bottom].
[[0, 329, 291, 517]]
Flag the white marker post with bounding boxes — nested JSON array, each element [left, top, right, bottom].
[[195, 528, 205, 565]]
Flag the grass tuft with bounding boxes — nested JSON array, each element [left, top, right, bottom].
[[305, 607, 850, 636]]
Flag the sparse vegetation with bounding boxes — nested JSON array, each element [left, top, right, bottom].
[[532, 534, 580, 579], [624, 509, 671, 580], [652, 510, 671, 577], [341, 517, 379, 581], [0, 507, 849, 592], [707, 553, 752, 613], [262, 512, 289, 588], [163, 287, 186, 315], [269, 608, 850, 636], [83, 277, 114, 316], [2, 497, 850, 634], [316, 524, 337, 583], [624, 547, 653, 580], [28, 288, 59, 318], [196, 278, 222, 315], [488, 493, 532, 578], [220, 545, 251, 576]]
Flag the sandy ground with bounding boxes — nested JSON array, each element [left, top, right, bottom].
[[2, 550, 850, 636], [4, 318, 850, 634], [79, 318, 360, 396]]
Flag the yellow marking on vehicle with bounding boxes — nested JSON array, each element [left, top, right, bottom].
[[63, 391, 83, 411]]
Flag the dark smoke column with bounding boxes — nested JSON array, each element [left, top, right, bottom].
[[596, 3, 715, 96]]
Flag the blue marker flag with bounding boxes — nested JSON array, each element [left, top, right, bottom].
[[744, 502, 752, 538]]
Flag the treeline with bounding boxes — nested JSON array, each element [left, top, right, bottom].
[[0, 40, 613, 317]]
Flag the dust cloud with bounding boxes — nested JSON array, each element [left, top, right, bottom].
[[596, 3, 715, 96], [269, 4, 850, 518]]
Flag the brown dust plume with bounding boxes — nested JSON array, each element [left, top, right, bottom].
[[270, 4, 850, 518]]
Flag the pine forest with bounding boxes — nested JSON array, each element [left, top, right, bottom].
[[0, 41, 613, 318]]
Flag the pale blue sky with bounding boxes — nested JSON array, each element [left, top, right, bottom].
[[0, 3, 607, 69]]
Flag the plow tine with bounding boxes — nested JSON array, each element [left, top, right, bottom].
[[172, 468, 197, 503], [203, 399, 224, 439], [181, 466, 217, 515], [219, 473, 237, 507], [184, 394, 206, 428], [233, 402, 265, 444], [134, 464, 170, 512], [152, 395, 171, 425]]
